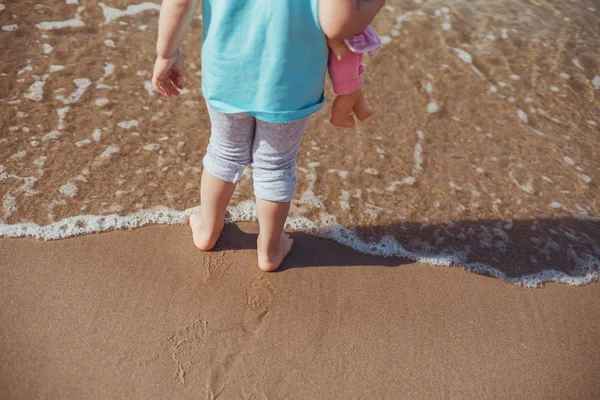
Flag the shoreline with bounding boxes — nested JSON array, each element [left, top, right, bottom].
[[1, 215, 598, 287]]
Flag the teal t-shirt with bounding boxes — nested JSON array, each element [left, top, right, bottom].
[[201, 0, 328, 122]]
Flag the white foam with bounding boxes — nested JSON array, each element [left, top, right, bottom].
[[104, 63, 115, 77], [24, 74, 50, 101], [563, 156, 575, 166], [59, 182, 78, 197], [3, 194, 16, 219], [339, 190, 350, 210], [551, 86, 560, 92], [427, 102, 439, 113], [57, 107, 69, 129], [550, 201, 562, 209], [386, 177, 416, 191], [104, 39, 116, 48], [517, 109, 528, 123], [75, 139, 91, 147], [593, 76, 600, 90], [364, 168, 378, 175], [425, 82, 433, 94], [43, 44, 53, 54], [578, 174, 591, 184], [18, 65, 33, 75], [2, 24, 18, 31], [572, 59, 583, 70], [587, 120, 597, 127], [56, 78, 91, 104], [50, 65, 65, 73], [99, 2, 161, 25], [10, 151, 26, 160], [95, 98, 109, 107], [144, 81, 155, 96], [36, 7, 85, 30], [42, 131, 62, 141], [96, 145, 120, 163], [510, 74, 520, 80], [118, 120, 139, 129], [92, 128, 102, 141], [413, 131, 424, 172], [143, 143, 159, 151], [560, 73, 570, 80], [96, 83, 116, 90], [453, 48, 472, 64]]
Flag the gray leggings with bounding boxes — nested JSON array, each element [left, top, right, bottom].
[[203, 106, 309, 202]]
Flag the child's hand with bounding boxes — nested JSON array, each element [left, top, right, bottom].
[[327, 37, 350, 60], [152, 49, 185, 98]]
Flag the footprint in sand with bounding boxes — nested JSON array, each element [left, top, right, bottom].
[[199, 251, 230, 284], [168, 318, 208, 385], [243, 275, 275, 333]]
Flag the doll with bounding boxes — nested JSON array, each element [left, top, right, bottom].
[[327, 26, 381, 128]]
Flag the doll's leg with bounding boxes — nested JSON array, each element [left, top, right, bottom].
[[330, 91, 359, 128], [353, 88, 375, 121]]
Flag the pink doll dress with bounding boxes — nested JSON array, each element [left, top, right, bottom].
[[328, 26, 382, 95]]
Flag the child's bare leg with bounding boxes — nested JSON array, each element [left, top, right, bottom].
[[353, 88, 375, 121], [255, 198, 293, 272], [330, 92, 358, 128], [190, 169, 236, 251]]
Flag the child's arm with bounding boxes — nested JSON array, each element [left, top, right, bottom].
[[152, 0, 200, 97], [319, 0, 385, 40]]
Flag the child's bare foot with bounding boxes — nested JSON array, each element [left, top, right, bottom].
[[257, 232, 294, 272], [189, 212, 224, 251]]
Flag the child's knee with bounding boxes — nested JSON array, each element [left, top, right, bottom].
[[202, 147, 247, 183], [252, 166, 297, 202]]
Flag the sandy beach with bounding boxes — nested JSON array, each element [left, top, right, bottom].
[[1, 0, 600, 397], [2, 223, 600, 399]]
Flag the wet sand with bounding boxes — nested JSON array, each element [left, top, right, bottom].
[[1, 223, 600, 399]]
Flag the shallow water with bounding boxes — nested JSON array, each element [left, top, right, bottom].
[[1, 0, 599, 286]]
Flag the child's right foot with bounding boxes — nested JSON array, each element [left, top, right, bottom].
[[257, 232, 294, 272], [189, 212, 224, 251]]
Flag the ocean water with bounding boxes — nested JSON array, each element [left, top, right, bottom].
[[1, 0, 598, 286]]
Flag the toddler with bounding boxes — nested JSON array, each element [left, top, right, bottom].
[[152, 0, 385, 271]]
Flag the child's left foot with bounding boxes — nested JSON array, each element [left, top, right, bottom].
[[257, 232, 294, 272], [189, 212, 223, 251]]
